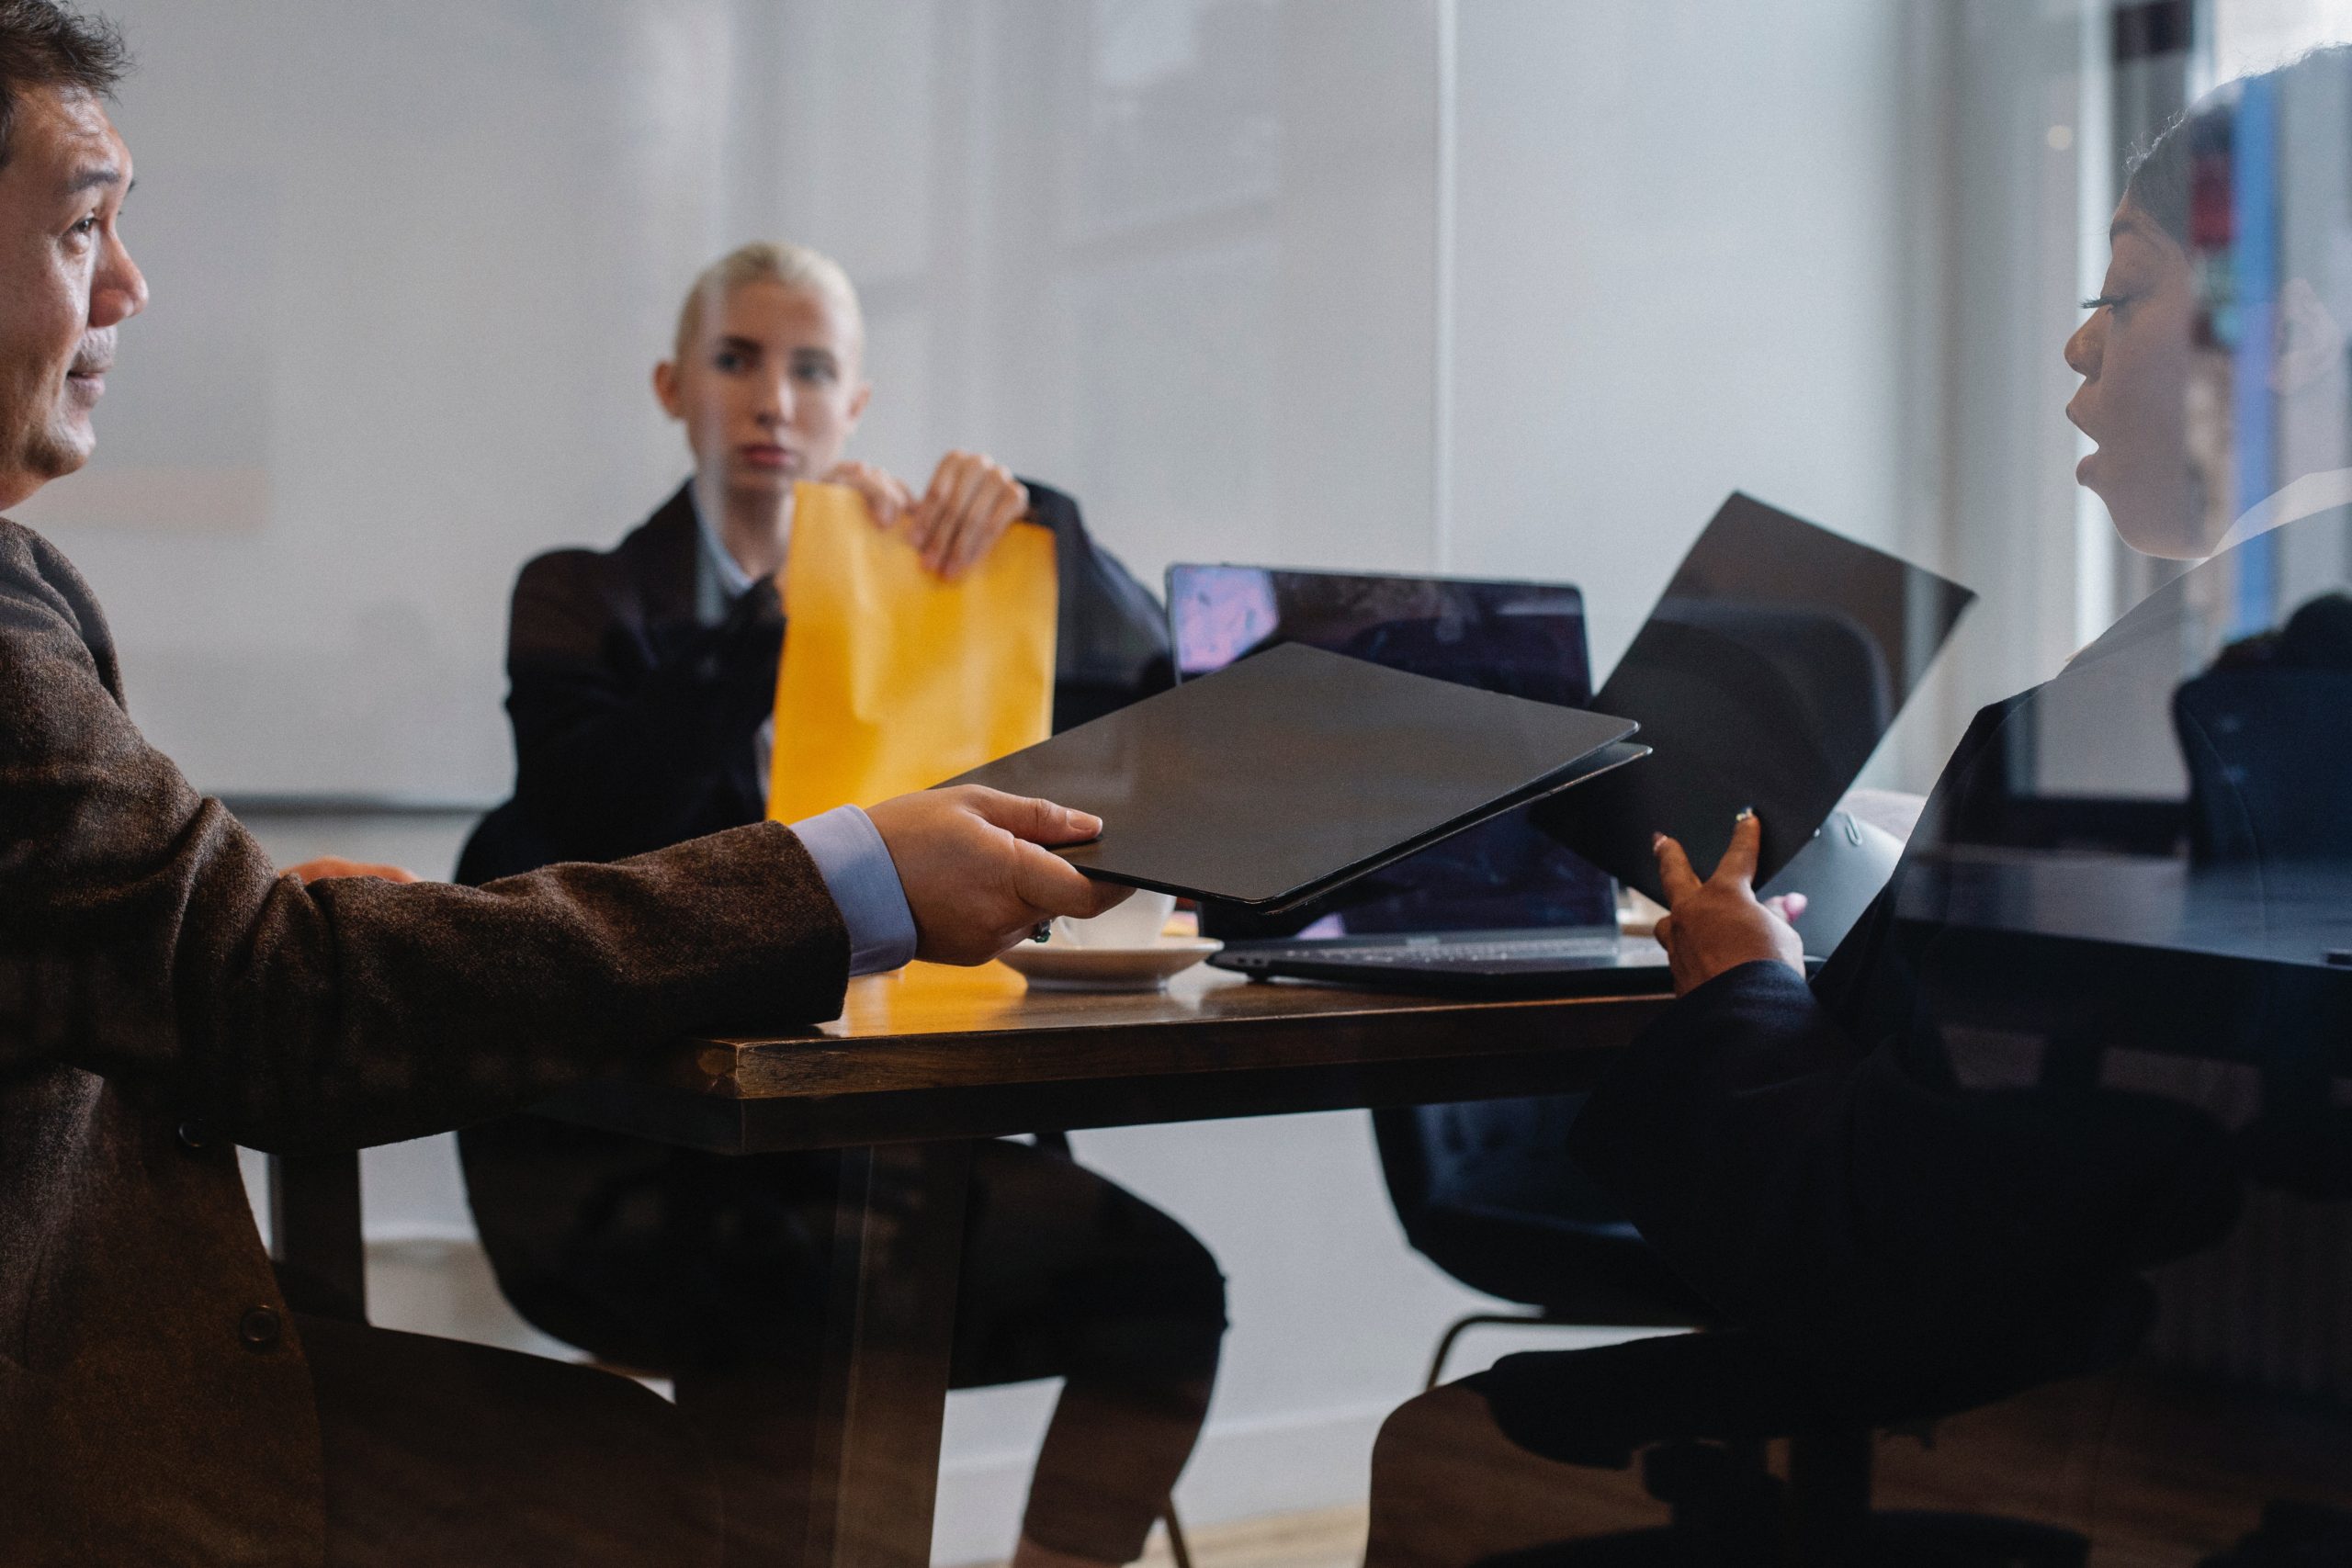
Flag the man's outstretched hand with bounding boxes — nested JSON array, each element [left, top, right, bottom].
[[1651, 811, 1807, 996], [865, 785, 1132, 965]]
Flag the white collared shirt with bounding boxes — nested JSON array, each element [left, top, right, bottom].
[[688, 490, 779, 801], [2211, 466, 2352, 556]]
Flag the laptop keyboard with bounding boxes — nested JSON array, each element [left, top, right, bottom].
[[1246, 933, 1631, 967]]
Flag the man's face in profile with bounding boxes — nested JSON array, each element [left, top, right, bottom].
[[0, 85, 144, 510]]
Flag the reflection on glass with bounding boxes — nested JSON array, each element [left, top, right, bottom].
[[1074, 0, 1280, 238], [1366, 33, 2352, 1568]]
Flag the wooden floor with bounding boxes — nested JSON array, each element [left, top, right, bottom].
[[1092, 1361, 2352, 1568], [1133, 1506, 1369, 1568]]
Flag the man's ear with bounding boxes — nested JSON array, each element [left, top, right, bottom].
[[651, 359, 685, 421], [845, 380, 872, 430], [2272, 276, 2346, 396]]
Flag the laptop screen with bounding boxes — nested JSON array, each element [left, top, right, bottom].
[[1168, 564, 1618, 939]]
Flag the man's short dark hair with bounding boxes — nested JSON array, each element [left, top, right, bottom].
[[0, 1, 125, 168]]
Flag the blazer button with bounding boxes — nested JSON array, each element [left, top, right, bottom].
[[175, 1120, 211, 1154], [238, 1306, 284, 1351]]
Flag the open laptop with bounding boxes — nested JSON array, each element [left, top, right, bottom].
[[1188, 493, 1975, 998], [1175, 564, 1671, 998]]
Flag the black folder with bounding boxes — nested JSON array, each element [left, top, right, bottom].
[[1532, 492, 1975, 903], [947, 641, 1645, 911]]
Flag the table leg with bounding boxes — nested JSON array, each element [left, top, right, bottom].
[[803, 1139, 975, 1568], [266, 1150, 368, 1322]]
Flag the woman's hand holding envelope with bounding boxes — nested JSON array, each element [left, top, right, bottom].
[[867, 784, 1132, 965], [820, 450, 1029, 581]]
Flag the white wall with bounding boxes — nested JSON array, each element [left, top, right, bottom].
[[1446, 0, 1964, 788], [20, 0, 1444, 803], [17, 0, 792, 799]]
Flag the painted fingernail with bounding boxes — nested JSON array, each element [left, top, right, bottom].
[[1651, 832, 1667, 851], [1736, 807, 1756, 822]]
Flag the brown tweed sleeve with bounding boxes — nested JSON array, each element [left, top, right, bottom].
[[0, 523, 849, 1151]]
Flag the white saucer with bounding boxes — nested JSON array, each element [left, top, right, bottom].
[[995, 937, 1223, 991]]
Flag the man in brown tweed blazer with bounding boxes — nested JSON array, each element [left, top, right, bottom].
[[0, 6, 1130, 1562]]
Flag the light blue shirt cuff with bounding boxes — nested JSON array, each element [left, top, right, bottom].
[[790, 805, 919, 976]]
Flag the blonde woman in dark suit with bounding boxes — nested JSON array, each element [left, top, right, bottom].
[[456, 241, 1227, 1568]]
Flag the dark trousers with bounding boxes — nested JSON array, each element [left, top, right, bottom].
[[462, 1126, 1229, 1563], [305, 1314, 724, 1568]]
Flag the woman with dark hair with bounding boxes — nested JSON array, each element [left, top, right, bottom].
[[1364, 49, 2352, 1566]]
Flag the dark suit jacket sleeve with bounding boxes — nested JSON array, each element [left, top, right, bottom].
[[0, 526, 848, 1154], [504, 547, 782, 857], [1023, 481, 1175, 728]]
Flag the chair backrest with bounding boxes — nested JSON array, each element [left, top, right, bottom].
[[2174, 669, 2352, 862], [1664, 600, 1896, 757], [1372, 1096, 1628, 1237]]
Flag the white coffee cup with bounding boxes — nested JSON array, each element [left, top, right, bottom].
[[1050, 889, 1178, 949]]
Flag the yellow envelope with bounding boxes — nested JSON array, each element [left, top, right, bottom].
[[767, 480, 1057, 823]]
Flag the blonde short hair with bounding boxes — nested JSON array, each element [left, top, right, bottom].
[[671, 241, 865, 363]]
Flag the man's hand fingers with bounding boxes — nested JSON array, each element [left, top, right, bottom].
[[1654, 833, 1702, 905], [1715, 810, 1763, 888], [1008, 839, 1116, 918], [955, 785, 1104, 846], [1073, 879, 1136, 919], [1764, 892, 1809, 924]]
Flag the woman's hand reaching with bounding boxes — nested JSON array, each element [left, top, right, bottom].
[[1650, 811, 1807, 995]]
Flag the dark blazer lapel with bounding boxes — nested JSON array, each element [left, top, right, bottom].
[[616, 482, 704, 630]]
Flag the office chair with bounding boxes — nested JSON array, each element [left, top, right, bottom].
[[1374, 1101, 2093, 1564], [1663, 601, 1895, 759], [1453, 1324, 2108, 1568], [2175, 668, 2352, 863], [1373, 1096, 1713, 1388], [2174, 668, 2352, 1198]]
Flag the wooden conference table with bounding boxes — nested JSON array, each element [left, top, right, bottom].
[[271, 960, 1667, 1568]]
